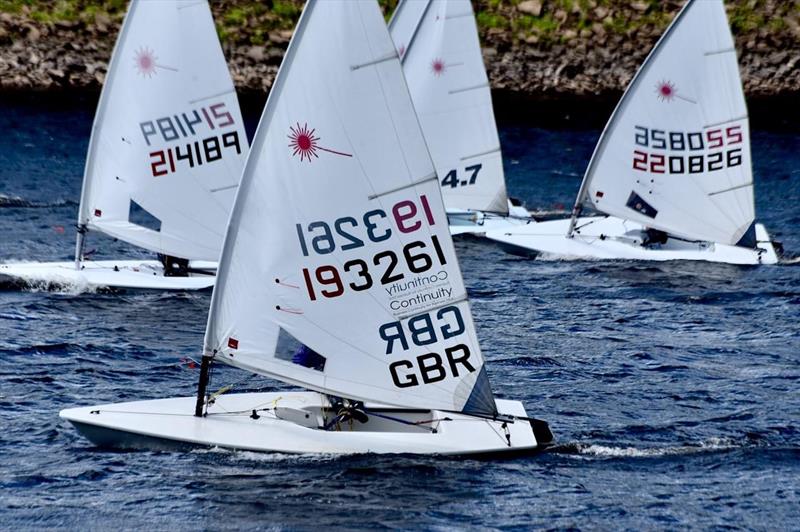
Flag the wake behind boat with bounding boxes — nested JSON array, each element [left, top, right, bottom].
[[486, 0, 780, 265], [1, 0, 248, 291], [389, 0, 535, 236], [61, 0, 553, 456]]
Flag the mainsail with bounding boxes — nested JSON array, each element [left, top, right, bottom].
[[76, 0, 248, 261], [389, 0, 509, 215], [205, 0, 496, 417], [571, 0, 756, 247]]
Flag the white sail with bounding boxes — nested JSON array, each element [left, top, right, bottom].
[[577, 0, 756, 247], [77, 0, 248, 261], [205, 0, 496, 417], [389, 0, 509, 215]]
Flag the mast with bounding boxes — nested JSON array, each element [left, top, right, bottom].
[[565, 0, 697, 238]]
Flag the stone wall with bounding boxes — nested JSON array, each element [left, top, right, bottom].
[[0, 1, 798, 101]]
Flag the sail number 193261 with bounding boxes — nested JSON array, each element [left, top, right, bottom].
[[296, 195, 447, 301]]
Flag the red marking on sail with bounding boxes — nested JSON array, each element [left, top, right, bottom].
[[94, 209, 102, 217], [595, 191, 604, 198], [134, 47, 158, 77], [656, 80, 676, 101], [431, 58, 446, 76], [228, 337, 239, 349], [398, 44, 406, 58], [288, 123, 352, 162]]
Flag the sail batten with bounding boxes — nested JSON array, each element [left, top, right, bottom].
[[573, 0, 755, 246], [205, 0, 496, 417], [77, 0, 247, 261], [389, 0, 509, 215]]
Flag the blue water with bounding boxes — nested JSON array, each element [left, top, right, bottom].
[[1, 97, 799, 529]]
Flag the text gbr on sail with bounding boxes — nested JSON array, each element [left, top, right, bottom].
[[379, 305, 475, 388]]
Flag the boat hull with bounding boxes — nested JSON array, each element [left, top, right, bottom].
[[0, 259, 217, 291], [485, 216, 780, 265], [60, 391, 553, 456]]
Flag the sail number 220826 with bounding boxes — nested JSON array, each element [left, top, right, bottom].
[[296, 195, 447, 301]]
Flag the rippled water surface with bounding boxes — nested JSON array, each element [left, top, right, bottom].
[[1, 98, 798, 529]]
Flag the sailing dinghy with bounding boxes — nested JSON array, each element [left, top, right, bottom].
[[0, 0, 248, 290], [388, 0, 534, 236], [61, 0, 553, 456], [485, 0, 780, 265]]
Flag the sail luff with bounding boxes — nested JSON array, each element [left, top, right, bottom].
[[567, 0, 697, 237], [74, 0, 141, 263]]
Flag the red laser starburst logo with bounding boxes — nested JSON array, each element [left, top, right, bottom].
[[397, 44, 406, 58], [656, 80, 677, 102], [287, 123, 352, 163], [134, 47, 158, 77], [431, 58, 447, 76]]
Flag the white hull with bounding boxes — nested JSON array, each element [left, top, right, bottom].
[[485, 216, 779, 265], [448, 205, 534, 236], [60, 391, 553, 456], [0, 259, 217, 291]]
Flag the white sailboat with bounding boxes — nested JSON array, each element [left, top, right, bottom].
[[0, 0, 248, 290], [485, 0, 780, 265], [60, 0, 553, 456], [388, 0, 533, 236]]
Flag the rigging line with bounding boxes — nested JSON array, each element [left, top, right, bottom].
[[361, 408, 438, 432], [708, 181, 753, 197], [485, 419, 511, 446], [449, 82, 489, 95], [367, 173, 437, 200], [350, 51, 399, 71], [460, 147, 500, 161]]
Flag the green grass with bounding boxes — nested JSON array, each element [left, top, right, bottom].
[[0, 0, 792, 49], [476, 11, 508, 30]]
